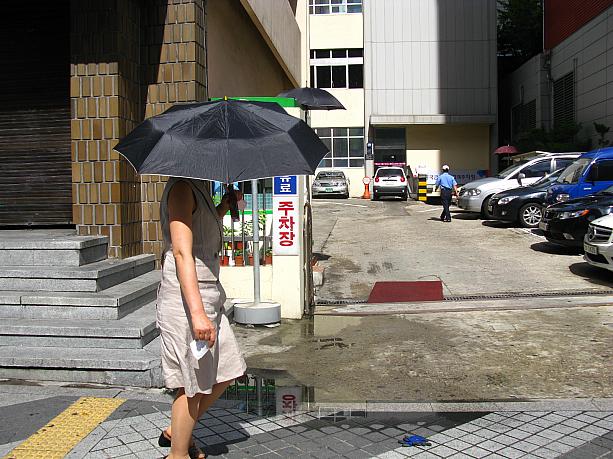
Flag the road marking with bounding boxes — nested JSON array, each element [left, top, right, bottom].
[[416, 208, 439, 213], [313, 201, 368, 208], [4, 397, 124, 459]]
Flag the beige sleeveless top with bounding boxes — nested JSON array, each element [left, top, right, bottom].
[[160, 178, 223, 281]]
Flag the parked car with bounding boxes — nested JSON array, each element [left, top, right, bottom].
[[312, 170, 349, 198], [458, 152, 580, 217], [372, 166, 408, 200], [547, 147, 613, 204], [539, 185, 613, 247], [583, 214, 613, 271], [488, 168, 565, 228]]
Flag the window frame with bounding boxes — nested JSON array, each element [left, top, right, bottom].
[[309, 0, 362, 15], [310, 48, 364, 89], [315, 127, 365, 169]]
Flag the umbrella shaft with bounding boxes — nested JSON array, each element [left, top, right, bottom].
[[252, 179, 261, 304]]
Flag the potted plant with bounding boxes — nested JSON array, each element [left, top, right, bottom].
[[234, 250, 244, 266], [265, 248, 272, 265]]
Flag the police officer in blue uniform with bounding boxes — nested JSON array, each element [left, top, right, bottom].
[[434, 165, 458, 222]]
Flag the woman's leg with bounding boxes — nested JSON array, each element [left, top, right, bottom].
[[196, 379, 234, 418], [166, 380, 235, 438], [169, 388, 203, 459]]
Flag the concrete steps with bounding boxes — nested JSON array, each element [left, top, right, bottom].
[[0, 231, 108, 266], [0, 301, 159, 349], [0, 270, 160, 320], [0, 254, 156, 292], [0, 230, 164, 388], [0, 336, 163, 387]]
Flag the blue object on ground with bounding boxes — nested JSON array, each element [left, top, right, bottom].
[[398, 434, 432, 447]]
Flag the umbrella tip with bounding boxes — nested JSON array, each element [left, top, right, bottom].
[[224, 96, 228, 101]]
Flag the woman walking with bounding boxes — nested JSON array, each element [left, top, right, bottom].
[[156, 178, 246, 459]]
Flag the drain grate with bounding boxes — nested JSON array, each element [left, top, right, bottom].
[[316, 289, 613, 305], [445, 289, 613, 301]]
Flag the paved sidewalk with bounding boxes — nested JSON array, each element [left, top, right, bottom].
[[1, 383, 612, 458]]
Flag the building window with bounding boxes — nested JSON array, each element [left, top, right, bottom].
[[310, 49, 363, 89], [309, 0, 362, 14], [315, 127, 364, 168], [553, 72, 575, 128]]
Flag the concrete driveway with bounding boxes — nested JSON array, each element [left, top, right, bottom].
[[311, 197, 613, 301]]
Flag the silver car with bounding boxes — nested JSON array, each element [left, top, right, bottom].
[[312, 171, 350, 198]]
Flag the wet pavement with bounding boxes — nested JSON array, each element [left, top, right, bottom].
[[1, 381, 612, 458]]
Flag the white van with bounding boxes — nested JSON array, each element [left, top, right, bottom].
[[457, 153, 581, 218]]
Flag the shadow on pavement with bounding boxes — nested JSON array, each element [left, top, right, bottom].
[[449, 211, 480, 220], [481, 220, 514, 228], [569, 262, 613, 288], [530, 242, 582, 256]]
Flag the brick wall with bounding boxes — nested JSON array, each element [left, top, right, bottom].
[[70, 0, 207, 261]]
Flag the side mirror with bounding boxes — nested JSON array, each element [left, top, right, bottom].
[[517, 172, 526, 186]]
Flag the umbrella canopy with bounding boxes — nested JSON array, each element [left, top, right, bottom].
[[114, 99, 329, 183], [494, 145, 519, 155], [277, 87, 345, 110]]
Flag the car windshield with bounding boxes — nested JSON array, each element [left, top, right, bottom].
[[557, 158, 590, 184], [496, 160, 529, 178], [316, 172, 345, 180], [533, 168, 564, 186], [376, 169, 403, 177]]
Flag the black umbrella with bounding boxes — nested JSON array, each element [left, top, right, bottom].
[[114, 99, 329, 183], [277, 87, 345, 110]]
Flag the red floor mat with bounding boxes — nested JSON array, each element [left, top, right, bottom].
[[367, 281, 444, 303]]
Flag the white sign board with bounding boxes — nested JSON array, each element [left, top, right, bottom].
[[275, 386, 302, 414]]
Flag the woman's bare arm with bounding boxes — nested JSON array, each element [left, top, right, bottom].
[[168, 181, 216, 346]]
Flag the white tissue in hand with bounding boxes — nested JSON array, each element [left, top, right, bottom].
[[190, 340, 209, 359]]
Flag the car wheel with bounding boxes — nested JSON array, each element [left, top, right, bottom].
[[481, 195, 494, 219], [344, 192, 349, 199], [518, 203, 543, 228]]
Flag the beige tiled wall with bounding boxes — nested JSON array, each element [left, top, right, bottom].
[[70, 0, 207, 262]]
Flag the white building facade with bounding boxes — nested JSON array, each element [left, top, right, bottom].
[[308, 0, 498, 193]]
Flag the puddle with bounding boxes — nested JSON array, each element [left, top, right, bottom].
[[238, 307, 613, 403]]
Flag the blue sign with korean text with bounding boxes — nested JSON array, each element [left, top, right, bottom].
[[273, 176, 297, 195]]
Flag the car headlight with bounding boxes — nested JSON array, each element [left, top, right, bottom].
[[313, 181, 321, 187], [466, 189, 481, 196], [498, 196, 518, 205], [559, 209, 589, 219], [555, 193, 570, 202]]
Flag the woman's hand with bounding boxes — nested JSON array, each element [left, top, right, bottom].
[[192, 312, 217, 347]]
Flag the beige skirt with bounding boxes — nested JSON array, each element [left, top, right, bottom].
[[156, 253, 246, 397]]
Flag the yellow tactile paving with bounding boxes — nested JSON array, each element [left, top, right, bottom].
[[3, 397, 125, 459]]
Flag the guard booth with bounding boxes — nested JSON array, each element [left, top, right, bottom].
[[212, 97, 313, 320]]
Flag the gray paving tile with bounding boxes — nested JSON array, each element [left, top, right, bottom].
[[512, 440, 540, 453], [478, 439, 506, 452], [583, 425, 610, 436], [427, 445, 457, 457], [117, 432, 145, 444], [127, 440, 155, 453], [561, 419, 588, 429], [506, 429, 533, 441], [537, 429, 565, 441], [544, 441, 574, 454], [102, 444, 132, 456], [377, 451, 407, 459], [570, 430, 598, 441], [495, 446, 525, 458], [530, 448, 561, 458], [462, 446, 491, 458], [490, 434, 517, 446], [92, 437, 122, 451]]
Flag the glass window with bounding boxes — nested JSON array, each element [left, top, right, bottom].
[[495, 160, 529, 179], [348, 64, 363, 88], [316, 66, 331, 88], [331, 65, 347, 88], [521, 160, 551, 178], [311, 48, 363, 89], [315, 127, 364, 168], [595, 160, 613, 181], [309, 0, 362, 14], [557, 158, 590, 184], [553, 158, 575, 171]]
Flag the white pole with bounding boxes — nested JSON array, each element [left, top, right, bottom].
[[251, 179, 261, 304]]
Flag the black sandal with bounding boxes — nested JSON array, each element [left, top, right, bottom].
[[158, 430, 206, 459]]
